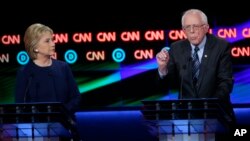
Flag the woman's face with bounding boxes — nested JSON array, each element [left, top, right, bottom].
[[35, 31, 55, 57]]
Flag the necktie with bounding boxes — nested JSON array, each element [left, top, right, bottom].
[[192, 47, 200, 86]]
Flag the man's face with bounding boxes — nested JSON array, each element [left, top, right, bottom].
[[182, 13, 209, 45]]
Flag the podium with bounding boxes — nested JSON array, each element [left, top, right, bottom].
[[141, 99, 233, 141], [0, 102, 77, 141]]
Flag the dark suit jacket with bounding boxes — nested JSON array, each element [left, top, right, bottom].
[[15, 59, 81, 113], [159, 34, 235, 123]]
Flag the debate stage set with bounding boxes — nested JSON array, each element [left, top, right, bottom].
[[0, 100, 250, 140], [73, 100, 250, 141], [1, 7, 250, 141]]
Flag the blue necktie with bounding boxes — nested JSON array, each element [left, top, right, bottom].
[[192, 47, 200, 86]]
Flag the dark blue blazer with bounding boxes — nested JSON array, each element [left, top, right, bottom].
[[15, 59, 81, 113]]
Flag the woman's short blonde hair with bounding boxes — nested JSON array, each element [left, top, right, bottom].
[[23, 23, 53, 60]]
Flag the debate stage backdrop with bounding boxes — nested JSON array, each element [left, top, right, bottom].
[[0, 7, 249, 109]]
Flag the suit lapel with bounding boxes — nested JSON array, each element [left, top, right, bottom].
[[197, 35, 213, 91]]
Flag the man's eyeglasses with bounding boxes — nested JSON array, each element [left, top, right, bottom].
[[182, 24, 205, 32]]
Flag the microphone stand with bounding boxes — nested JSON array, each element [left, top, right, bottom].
[[24, 74, 33, 102], [180, 57, 191, 99]]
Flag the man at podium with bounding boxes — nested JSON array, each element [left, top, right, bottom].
[[154, 9, 236, 140]]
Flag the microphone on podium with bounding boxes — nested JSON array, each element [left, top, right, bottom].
[[180, 57, 192, 99], [24, 73, 34, 102]]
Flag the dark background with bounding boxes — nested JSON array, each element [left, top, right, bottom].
[[0, 3, 249, 110], [1, 4, 250, 141]]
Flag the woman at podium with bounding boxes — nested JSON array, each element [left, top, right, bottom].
[[14, 23, 81, 114]]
